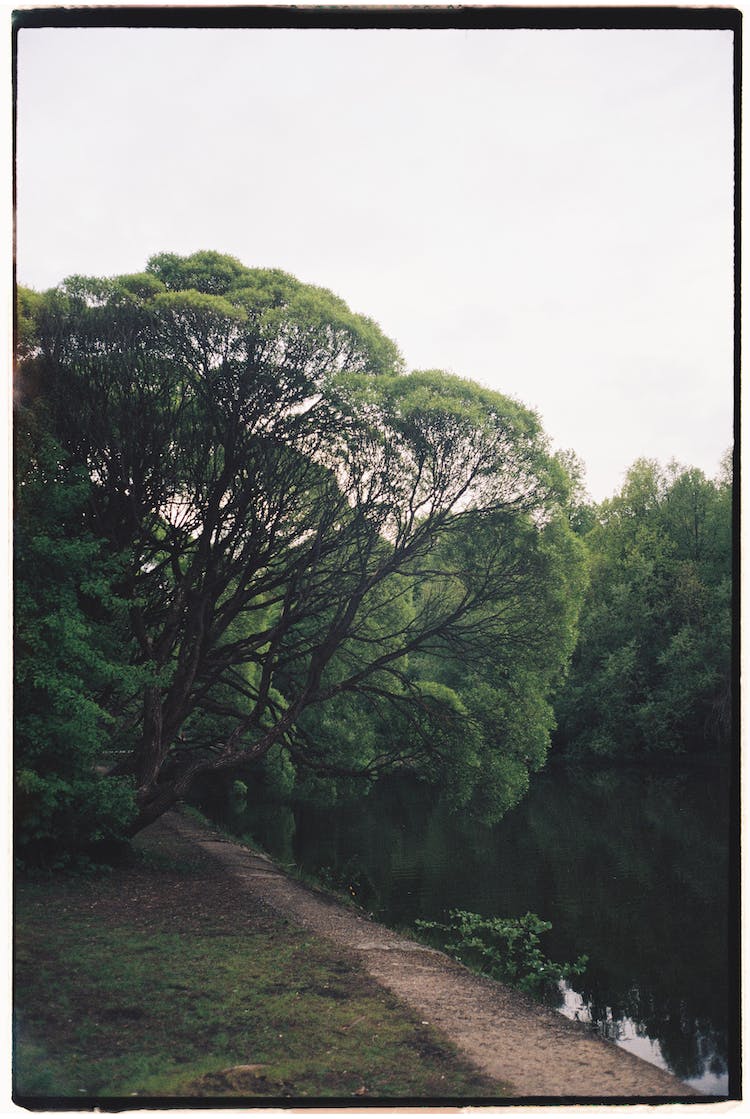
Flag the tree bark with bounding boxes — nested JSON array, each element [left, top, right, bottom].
[[138, 686, 166, 791]]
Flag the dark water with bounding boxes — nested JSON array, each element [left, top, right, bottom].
[[196, 764, 733, 1096]]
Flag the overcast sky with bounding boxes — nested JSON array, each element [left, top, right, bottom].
[[15, 25, 735, 501]]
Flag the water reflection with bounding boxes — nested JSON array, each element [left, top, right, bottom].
[[195, 764, 731, 1095], [558, 983, 727, 1094]]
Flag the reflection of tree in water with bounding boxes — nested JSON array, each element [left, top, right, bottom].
[[652, 1009, 727, 1084], [192, 777, 298, 864], [579, 984, 727, 1083], [634, 992, 727, 1084], [523, 769, 730, 1084], [433, 767, 729, 1085]]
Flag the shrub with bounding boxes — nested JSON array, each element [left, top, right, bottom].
[[415, 909, 587, 998]]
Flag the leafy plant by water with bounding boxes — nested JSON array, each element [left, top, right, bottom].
[[415, 909, 588, 999]]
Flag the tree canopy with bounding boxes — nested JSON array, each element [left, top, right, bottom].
[[15, 251, 586, 856], [553, 457, 732, 761]]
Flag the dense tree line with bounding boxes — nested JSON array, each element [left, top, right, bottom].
[[15, 251, 585, 863], [553, 457, 732, 761]]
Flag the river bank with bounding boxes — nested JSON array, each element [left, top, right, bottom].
[[15, 808, 705, 1104], [198, 762, 732, 1094]]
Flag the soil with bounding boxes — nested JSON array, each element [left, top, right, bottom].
[[145, 811, 702, 1100]]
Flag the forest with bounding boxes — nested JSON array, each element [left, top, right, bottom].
[[14, 250, 733, 868]]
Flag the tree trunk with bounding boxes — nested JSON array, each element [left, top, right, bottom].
[[138, 686, 166, 790], [128, 783, 183, 835], [126, 707, 303, 836]]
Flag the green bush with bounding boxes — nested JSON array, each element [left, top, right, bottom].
[[415, 909, 587, 998], [15, 413, 138, 867]]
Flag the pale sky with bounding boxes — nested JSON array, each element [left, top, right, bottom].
[[15, 25, 735, 501]]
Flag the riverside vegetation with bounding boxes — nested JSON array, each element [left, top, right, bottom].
[[14, 251, 733, 1098]]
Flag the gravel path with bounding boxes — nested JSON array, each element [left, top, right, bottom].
[[160, 812, 700, 1100]]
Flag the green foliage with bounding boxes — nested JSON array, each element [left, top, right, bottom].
[[147, 249, 249, 294], [15, 770, 136, 870], [14, 406, 137, 866], [404, 508, 587, 821], [415, 909, 587, 998], [17, 250, 585, 838], [256, 745, 297, 800], [554, 458, 732, 760]]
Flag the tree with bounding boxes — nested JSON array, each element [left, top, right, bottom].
[[17, 251, 585, 837], [554, 457, 732, 760], [14, 406, 138, 864]]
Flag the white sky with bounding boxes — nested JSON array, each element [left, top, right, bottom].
[[15, 25, 735, 501]]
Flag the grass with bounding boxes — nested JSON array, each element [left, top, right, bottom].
[[14, 816, 502, 1102]]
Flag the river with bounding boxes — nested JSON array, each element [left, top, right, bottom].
[[195, 763, 733, 1095]]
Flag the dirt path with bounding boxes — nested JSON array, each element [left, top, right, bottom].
[[157, 812, 700, 1100]]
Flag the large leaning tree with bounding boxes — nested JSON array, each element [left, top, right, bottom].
[[15, 251, 586, 843]]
